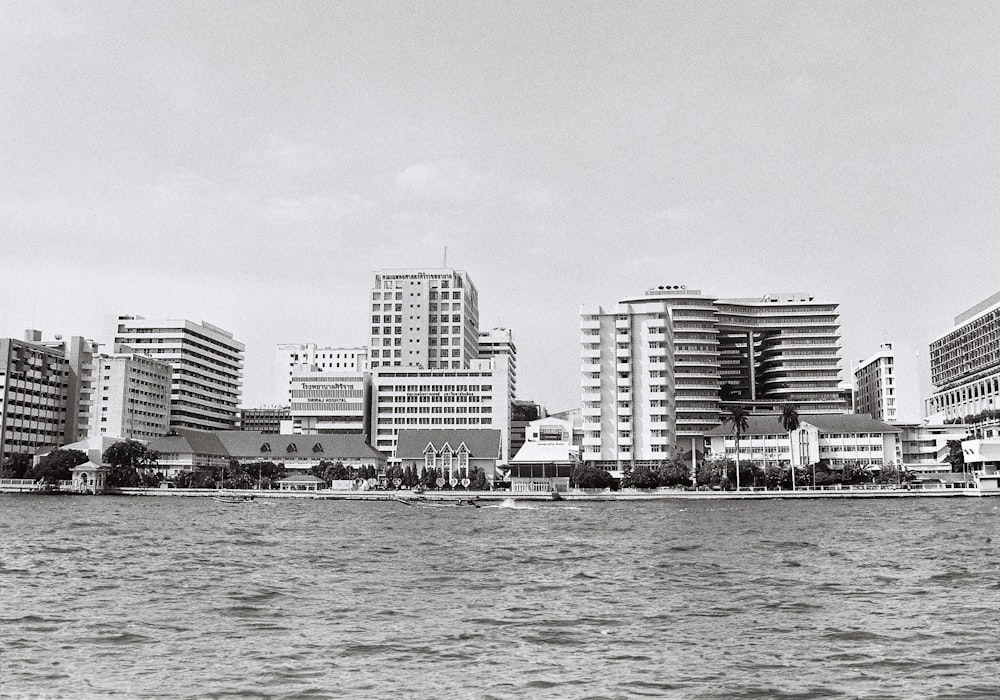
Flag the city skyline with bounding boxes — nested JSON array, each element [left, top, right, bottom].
[[3, 3, 999, 412]]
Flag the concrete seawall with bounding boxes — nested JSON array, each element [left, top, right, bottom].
[[2, 485, 983, 500]]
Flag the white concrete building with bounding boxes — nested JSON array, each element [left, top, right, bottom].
[[370, 356, 512, 463], [704, 414, 900, 470], [286, 367, 370, 435], [579, 301, 674, 476], [114, 316, 244, 431], [478, 326, 517, 400], [896, 423, 972, 473], [369, 268, 480, 370], [854, 342, 922, 424], [88, 350, 172, 440], [275, 343, 368, 401], [926, 290, 1000, 422]]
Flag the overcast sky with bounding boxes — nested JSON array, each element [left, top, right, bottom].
[[3, 1, 998, 411]]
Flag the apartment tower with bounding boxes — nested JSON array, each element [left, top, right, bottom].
[[114, 316, 244, 431]]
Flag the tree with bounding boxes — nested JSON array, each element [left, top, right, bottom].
[[571, 464, 614, 489], [657, 457, 692, 488], [944, 438, 969, 474], [778, 404, 801, 489], [621, 466, 660, 489], [723, 405, 751, 491], [103, 440, 159, 469], [1, 453, 32, 479], [30, 449, 89, 485], [469, 466, 489, 490]]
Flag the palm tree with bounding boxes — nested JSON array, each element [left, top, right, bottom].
[[778, 404, 800, 490], [723, 405, 750, 491]]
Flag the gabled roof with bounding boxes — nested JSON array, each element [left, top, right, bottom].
[[150, 429, 228, 456], [395, 429, 501, 460], [148, 429, 385, 462], [703, 413, 901, 437]]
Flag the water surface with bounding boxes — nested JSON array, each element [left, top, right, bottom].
[[2, 495, 998, 698]]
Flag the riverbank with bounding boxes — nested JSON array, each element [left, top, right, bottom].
[[3, 483, 993, 499]]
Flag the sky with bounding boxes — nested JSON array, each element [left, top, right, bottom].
[[2, 1, 999, 412]]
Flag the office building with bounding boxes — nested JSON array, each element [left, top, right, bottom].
[[369, 269, 479, 370], [287, 367, 370, 435], [581, 285, 844, 474], [114, 316, 244, 431], [478, 326, 517, 400], [275, 344, 368, 401], [370, 356, 512, 463], [88, 349, 172, 440], [0, 334, 71, 461], [926, 290, 1000, 422], [854, 343, 921, 424]]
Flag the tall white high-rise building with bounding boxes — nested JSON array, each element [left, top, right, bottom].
[[88, 349, 172, 440], [582, 285, 844, 474], [369, 269, 479, 370], [580, 301, 674, 474], [854, 342, 921, 424], [478, 326, 516, 400], [275, 344, 368, 402], [114, 316, 244, 431]]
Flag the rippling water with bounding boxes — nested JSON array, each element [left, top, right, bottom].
[[2, 494, 999, 699]]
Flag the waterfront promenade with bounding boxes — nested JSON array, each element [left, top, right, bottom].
[[2, 480, 992, 500]]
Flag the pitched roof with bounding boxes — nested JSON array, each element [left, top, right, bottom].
[[276, 473, 327, 483], [394, 429, 501, 460], [150, 429, 228, 456], [510, 442, 577, 464], [703, 413, 901, 437], [149, 429, 385, 462]]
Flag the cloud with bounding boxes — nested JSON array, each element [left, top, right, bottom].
[[263, 193, 373, 225], [396, 160, 480, 205]]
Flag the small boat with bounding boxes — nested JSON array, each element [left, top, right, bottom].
[[393, 496, 480, 508], [212, 494, 256, 505]]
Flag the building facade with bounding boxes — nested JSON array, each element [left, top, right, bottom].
[[926, 290, 1000, 422], [853, 342, 922, 424], [370, 357, 512, 463], [0, 335, 70, 461], [88, 350, 172, 440], [704, 414, 900, 470], [114, 316, 244, 431], [275, 344, 368, 401], [579, 301, 674, 475], [581, 285, 844, 475], [287, 367, 370, 435], [237, 406, 290, 434], [369, 269, 480, 370], [478, 326, 517, 400]]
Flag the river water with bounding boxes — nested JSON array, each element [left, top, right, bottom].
[[1, 495, 998, 699]]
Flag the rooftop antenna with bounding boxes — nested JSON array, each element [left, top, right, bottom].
[[443, 245, 448, 268]]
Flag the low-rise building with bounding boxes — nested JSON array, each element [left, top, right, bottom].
[[148, 429, 385, 476], [508, 411, 582, 493], [704, 413, 900, 470], [394, 429, 502, 481]]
